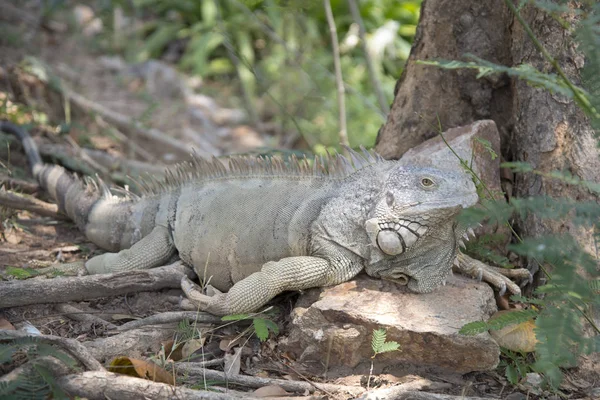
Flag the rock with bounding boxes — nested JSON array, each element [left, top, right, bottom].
[[399, 120, 502, 197], [72, 5, 103, 36], [282, 274, 499, 375]]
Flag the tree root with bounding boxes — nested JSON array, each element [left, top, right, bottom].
[[175, 363, 365, 396], [116, 311, 221, 332], [55, 303, 118, 330], [57, 371, 240, 400], [0, 262, 195, 308], [0, 188, 67, 219], [0, 330, 104, 371]]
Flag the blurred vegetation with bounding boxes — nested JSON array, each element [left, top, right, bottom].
[[87, 0, 421, 152]]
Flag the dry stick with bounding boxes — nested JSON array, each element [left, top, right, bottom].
[[57, 371, 240, 400], [0, 330, 104, 371], [213, 0, 259, 127], [323, 0, 349, 151], [55, 303, 118, 330], [0, 173, 39, 193], [94, 115, 155, 162], [0, 188, 67, 219], [116, 311, 221, 332], [347, 0, 389, 115], [61, 88, 194, 157], [0, 262, 196, 308], [175, 363, 365, 396], [358, 378, 457, 400]]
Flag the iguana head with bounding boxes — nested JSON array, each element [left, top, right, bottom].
[[363, 165, 478, 293]]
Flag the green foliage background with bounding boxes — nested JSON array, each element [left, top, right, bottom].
[[92, 0, 421, 152]]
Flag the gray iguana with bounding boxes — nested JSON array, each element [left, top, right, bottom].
[[1, 122, 529, 316]]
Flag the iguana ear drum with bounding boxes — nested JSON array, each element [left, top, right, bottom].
[[366, 218, 428, 256]]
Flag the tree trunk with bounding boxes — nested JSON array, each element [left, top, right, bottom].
[[375, 0, 600, 264]]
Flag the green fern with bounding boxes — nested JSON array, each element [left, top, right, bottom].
[[0, 337, 76, 400], [371, 329, 401, 358]]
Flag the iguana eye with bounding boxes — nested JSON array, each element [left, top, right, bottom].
[[421, 177, 435, 187]]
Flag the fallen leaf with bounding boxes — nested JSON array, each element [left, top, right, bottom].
[[253, 385, 289, 397], [111, 314, 139, 321], [0, 318, 15, 330], [489, 311, 537, 352], [223, 347, 242, 376], [162, 339, 183, 361], [219, 336, 243, 352], [182, 338, 206, 359], [108, 356, 174, 384]]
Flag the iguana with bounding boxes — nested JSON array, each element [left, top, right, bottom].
[[1, 121, 529, 315]]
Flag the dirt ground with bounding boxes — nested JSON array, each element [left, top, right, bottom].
[[0, 2, 597, 399]]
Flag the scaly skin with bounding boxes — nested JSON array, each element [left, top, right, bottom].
[[2, 121, 530, 315]]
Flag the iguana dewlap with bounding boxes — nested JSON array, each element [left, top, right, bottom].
[[3, 121, 527, 316]]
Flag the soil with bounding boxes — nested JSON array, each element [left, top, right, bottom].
[[0, 2, 596, 399]]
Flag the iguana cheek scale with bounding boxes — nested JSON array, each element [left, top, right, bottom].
[[2, 121, 484, 316]]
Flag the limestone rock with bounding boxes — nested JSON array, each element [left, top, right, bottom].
[[282, 274, 499, 375]]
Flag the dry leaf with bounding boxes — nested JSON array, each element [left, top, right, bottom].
[[224, 347, 242, 376], [489, 311, 537, 352], [182, 338, 206, 359], [111, 314, 139, 321], [108, 356, 174, 384], [162, 339, 183, 361], [219, 336, 243, 352], [0, 318, 15, 330], [253, 385, 289, 397]]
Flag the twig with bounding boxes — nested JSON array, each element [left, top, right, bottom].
[[347, 0, 389, 115], [57, 371, 240, 400], [0, 173, 39, 193], [0, 262, 196, 308], [116, 311, 221, 331], [61, 87, 194, 157], [357, 378, 455, 400], [214, 0, 259, 127], [0, 330, 104, 371], [175, 363, 364, 396], [0, 188, 67, 219], [55, 303, 118, 330], [323, 0, 349, 150]]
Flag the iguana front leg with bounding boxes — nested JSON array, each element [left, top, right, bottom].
[[181, 256, 362, 315], [454, 252, 532, 296]]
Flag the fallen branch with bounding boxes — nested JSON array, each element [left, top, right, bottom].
[[175, 363, 364, 396], [0, 330, 104, 371], [0, 262, 196, 308], [116, 311, 221, 332], [0, 173, 39, 193], [0, 188, 67, 219], [57, 371, 240, 400], [83, 326, 177, 363], [55, 303, 118, 330]]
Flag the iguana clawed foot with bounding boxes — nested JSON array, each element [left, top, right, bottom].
[[180, 276, 228, 315], [454, 252, 532, 296]]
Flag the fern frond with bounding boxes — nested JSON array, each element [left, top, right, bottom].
[[378, 341, 401, 354], [371, 329, 386, 353]]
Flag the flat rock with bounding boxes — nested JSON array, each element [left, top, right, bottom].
[[282, 274, 499, 375]]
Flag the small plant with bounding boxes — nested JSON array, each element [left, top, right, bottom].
[[221, 310, 279, 342], [370, 328, 401, 358], [500, 348, 534, 385]]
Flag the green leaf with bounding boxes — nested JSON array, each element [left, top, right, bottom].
[[221, 314, 251, 321], [473, 137, 497, 160], [378, 341, 401, 354], [459, 321, 490, 336], [505, 364, 518, 384], [371, 329, 386, 353], [252, 318, 269, 342], [264, 319, 279, 336]]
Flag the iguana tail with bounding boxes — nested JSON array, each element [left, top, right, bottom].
[[0, 121, 131, 251]]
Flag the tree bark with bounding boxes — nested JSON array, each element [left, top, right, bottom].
[[375, 0, 600, 262]]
